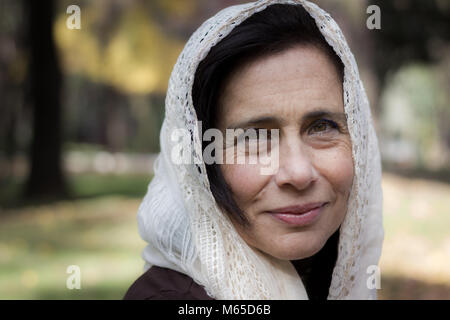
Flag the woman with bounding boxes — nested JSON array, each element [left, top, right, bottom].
[[124, 0, 383, 300]]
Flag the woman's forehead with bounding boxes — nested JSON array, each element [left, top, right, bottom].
[[217, 45, 344, 126]]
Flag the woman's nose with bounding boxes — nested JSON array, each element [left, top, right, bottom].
[[274, 143, 318, 191]]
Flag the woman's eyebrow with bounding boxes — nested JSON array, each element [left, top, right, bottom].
[[227, 116, 277, 129], [302, 110, 347, 123], [227, 110, 347, 129]]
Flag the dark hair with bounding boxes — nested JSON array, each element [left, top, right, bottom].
[[192, 4, 344, 300], [192, 3, 344, 226]]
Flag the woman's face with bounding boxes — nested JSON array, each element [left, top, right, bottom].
[[217, 44, 354, 260]]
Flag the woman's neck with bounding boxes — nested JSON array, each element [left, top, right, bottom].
[[291, 228, 340, 300]]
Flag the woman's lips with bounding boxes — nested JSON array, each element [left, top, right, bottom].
[[267, 202, 327, 226]]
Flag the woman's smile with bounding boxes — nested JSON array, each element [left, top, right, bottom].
[[266, 202, 328, 226]]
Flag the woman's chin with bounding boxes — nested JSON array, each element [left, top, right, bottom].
[[273, 249, 319, 261], [262, 236, 327, 261]]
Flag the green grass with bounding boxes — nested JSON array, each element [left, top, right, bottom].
[[0, 173, 152, 209], [70, 174, 153, 199], [0, 174, 151, 299], [0, 195, 148, 299], [382, 174, 450, 244]]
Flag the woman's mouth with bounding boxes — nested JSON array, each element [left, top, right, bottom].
[[267, 202, 327, 226]]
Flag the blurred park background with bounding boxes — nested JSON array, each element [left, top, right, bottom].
[[0, 0, 449, 299]]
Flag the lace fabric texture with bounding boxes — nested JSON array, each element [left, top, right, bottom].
[[137, 0, 384, 299]]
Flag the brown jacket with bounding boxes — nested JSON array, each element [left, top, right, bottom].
[[123, 230, 338, 300], [123, 266, 214, 300]]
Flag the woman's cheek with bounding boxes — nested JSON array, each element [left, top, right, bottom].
[[313, 144, 354, 194], [220, 163, 268, 205]]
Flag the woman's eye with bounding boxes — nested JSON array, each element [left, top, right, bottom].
[[234, 128, 274, 154], [308, 119, 338, 135]]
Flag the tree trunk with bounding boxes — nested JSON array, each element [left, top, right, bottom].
[[24, 0, 68, 198]]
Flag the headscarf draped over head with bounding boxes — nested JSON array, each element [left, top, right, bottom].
[[137, 0, 384, 300]]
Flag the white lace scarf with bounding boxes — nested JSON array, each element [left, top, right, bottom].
[[137, 0, 384, 300]]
